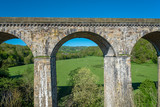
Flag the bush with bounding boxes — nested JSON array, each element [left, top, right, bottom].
[[0, 78, 22, 107], [59, 68, 104, 107], [0, 67, 34, 107], [134, 79, 157, 107], [0, 67, 9, 78], [131, 38, 157, 64]]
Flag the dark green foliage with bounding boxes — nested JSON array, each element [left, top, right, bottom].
[[19, 67, 34, 106], [134, 80, 157, 107], [0, 43, 34, 67], [131, 38, 157, 64], [0, 78, 23, 107], [0, 67, 34, 107], [0, 67, 9, 78]]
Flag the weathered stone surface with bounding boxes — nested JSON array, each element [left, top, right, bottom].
[[34, 58, 53, 107], [0, 17, 160, 107], [104, 56, 132, 107]]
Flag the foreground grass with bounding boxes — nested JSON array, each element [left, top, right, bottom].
[[8, 56, 158, 86], [56, 56, 104, 86]]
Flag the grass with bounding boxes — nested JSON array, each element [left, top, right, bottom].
[[8, 64, 34, 77], [131, 61, 158, 83], [56, 56, 104, 86], [8, 56, 158, 86]]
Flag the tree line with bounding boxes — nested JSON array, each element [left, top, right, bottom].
[[57, 46, 103, 60], [0, 43, 33, 68], [0, 38, 157, 68], [58, 38, 157, 64]]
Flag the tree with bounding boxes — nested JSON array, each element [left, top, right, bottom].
[[60, 68, 104, 107], [20, 67, 34, 106], [0, 67, 34, 107], [24, 53, 33, 64], [0, 67, 9, 78], [131, 38, 157, 64], [134, 79, 157, 107], [0, 78, 22, 107]]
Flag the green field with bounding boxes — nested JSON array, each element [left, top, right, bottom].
[[9, 64, 34, 77], [8, 56, 158, 86], [131, 61, 158, 83]]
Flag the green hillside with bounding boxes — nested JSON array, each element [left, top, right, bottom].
[[8, 56, 158, 86]]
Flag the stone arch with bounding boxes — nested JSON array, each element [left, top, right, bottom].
[[0, 32, 35, 57], [0, 32, 18, 43], [130, 31, 160, 55], [130, 31, 160, 106], [51, 31, 116, 57], [50, 31, 116, 106], [141, 31, 160, 56]]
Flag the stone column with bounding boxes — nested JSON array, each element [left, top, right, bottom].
[[34, 57, 57, 107], [158, 56, 160, 107], [104, 56, 133, 107]]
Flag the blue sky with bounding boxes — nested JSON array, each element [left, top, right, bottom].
[[63, 38, 97, 46], [5, 38, 97, 46], [1, 0, 160, 46]]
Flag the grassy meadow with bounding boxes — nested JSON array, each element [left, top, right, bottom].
[[8, 56, 158, 87]]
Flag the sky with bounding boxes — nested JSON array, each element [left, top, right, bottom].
[[5, 38, 97, 46], [1, 0, 160, 46]]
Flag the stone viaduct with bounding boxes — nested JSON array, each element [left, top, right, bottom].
[[0, 17, 160, 107]]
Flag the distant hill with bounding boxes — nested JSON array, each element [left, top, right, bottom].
[[58, 46, 88, 53], [57, 46, 103, 60]]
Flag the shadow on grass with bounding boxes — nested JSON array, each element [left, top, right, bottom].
[[132, 81, 158, 90], [10, 75, 22, 78], [57, 81, 158, 100], [57, 86, 73, 100], [57, 85, 104, 101]]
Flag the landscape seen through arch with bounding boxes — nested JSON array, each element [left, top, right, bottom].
[[0, 37, 158, 106]]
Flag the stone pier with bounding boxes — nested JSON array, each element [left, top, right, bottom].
[[104, 56, 132, 107], [34, 58, 53, 107]]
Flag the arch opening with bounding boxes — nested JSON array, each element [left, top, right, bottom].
[[142, 31, 160, 56], [131, 31, 160, 106], [51, 31, 116, 57], [50, 31, 116, 106], [0, 32, 34, 107]]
